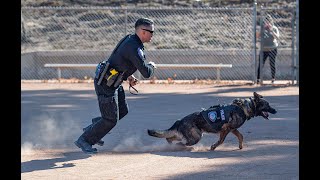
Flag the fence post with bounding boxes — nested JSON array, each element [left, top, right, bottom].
[[291, 8, 296, 85], [295, 0, 299, 85], [252, 0, 257, 84], [125, 7, 128, 36], [57, 68, 61, 79], [216, 67, 221, 82], [258, 7, 264, 84]]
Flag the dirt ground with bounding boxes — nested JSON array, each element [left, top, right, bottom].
[[21, 81, 299, 180]]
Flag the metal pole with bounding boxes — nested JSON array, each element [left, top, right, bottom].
[[296, 0, 299, 85], [259, 7, 265, 85], [124, 8, 128, 36], [216, 67, 221, 82], [252, 0, 257, 84], [57, 68, 61, 79], [291, 8, 295, 85]]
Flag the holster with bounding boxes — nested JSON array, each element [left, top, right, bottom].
[[95, 61, 125, 88], [106, 70, 125, 88], [113, 72, 125, 87], [106, 70, 119, 87], [96, 61, 110, 85]]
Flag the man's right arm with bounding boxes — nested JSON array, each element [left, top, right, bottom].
[[272, 26, 280, 40]]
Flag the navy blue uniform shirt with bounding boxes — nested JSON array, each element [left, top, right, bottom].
[[107, 34, 155, 80]]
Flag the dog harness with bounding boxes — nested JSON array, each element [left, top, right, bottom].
[[201, 104, 246, 126]]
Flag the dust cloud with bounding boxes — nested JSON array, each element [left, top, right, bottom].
[[112, 133, 210, 152], [21, 112, 82, 151]]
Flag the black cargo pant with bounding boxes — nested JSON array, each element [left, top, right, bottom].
[[257, 48, 277, 80], [81, 78, 128, 145]]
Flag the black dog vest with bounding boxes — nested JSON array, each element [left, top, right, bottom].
[[201, 104, 246, 127]]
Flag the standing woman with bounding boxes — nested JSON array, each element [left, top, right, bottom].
[[257, 14, 280, 84]]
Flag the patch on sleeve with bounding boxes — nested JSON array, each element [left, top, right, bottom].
[[208, 111, 217, 122], [137, 48, 145, 60]]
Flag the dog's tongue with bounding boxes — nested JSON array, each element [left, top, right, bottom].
[[262, 111, 269, 120]]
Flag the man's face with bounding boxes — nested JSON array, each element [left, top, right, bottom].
[[141, 24, 154, 43]]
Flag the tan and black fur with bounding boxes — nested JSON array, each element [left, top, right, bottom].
[[147, 92, 277, 150]]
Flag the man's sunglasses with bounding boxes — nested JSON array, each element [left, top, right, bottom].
[[142, 28, 154, 34]]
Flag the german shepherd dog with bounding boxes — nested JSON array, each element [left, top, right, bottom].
[[147, 92, 277, 150]]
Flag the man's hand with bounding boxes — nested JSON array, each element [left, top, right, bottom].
[[264, 24, 271, 30], [148, 61, 157, 69], [127, 75, 138, 87]]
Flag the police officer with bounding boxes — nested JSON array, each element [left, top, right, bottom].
[[74, 17, 156, 153]]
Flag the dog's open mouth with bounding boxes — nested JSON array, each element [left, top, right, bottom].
[[262, 111, 269, 120]]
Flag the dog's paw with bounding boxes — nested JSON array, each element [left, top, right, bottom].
[[210, 145, 217, 151]]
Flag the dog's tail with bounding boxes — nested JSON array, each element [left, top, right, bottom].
[[148, 120, 181, 138], [147, 129, 176, 138]]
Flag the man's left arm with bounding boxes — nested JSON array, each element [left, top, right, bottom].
[[127, 47, 155, 78]]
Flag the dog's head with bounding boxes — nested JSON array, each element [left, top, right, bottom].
[[253, 92, 277, 120]]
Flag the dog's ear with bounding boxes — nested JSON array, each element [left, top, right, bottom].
[[253, 92, 263, 99]]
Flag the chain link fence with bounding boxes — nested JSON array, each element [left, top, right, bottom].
[[21, 5, 297, 83]]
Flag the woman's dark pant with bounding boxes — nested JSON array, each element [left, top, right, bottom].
[[257, 48, 277, 80], [81, 78, 128, 145]]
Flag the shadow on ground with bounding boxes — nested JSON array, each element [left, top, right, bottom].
[[21, 151, 91, 173]]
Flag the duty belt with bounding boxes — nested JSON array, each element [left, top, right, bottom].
[[95, 61, 123, 88], [95, 61, 139, 94]]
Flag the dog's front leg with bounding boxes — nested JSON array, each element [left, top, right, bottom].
[[211, 129, 230, 151], [231, 129, 244, 149], [221, 123, 230, 131]]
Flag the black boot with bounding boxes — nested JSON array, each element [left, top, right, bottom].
[[74, 136, 97, 154], [82, 117, 104, 146]]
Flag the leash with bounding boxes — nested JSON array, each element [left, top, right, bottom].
[[129, 85, 139, 95]]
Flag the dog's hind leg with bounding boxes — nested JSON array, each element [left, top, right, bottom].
[[174, 142, 194, 151], [185, 131, 202, 146], [178, 126, 202, 146], [210, 129, 230, 151], [231, 129, 244, 149], [166, 138, 173, 144], [166, 136, 181, 144]]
